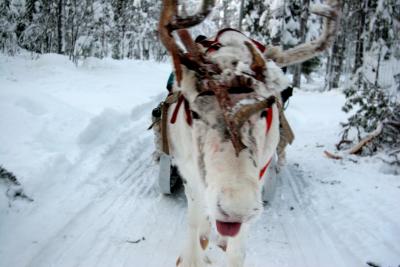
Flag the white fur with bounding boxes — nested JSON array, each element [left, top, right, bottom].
[[168, 38, 288, 267]]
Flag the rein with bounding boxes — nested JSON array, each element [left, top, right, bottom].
[[159, 91, 181, 155]]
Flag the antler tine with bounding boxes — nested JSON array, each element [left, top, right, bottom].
[[159, 0, 184, 85], [245, 41, 266, 81], [177, 29, 202, 62], [265, 0, 341, 67], [175, 0, 216, 64], [233, 96, 276, 130], [159, 0, 216, 85], [169, 0, 216, 31]]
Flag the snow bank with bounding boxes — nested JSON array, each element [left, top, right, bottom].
[[0, 52, 170, 195]]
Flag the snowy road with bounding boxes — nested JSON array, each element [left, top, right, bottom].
[[0, 55, 399, 267]]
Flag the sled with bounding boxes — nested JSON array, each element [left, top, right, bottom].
[[261, 155, 278, 203], [158, 153, 182, 195]]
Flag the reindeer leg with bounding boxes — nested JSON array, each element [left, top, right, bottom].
[[177, 183, 209, 267], [199, 215, 211, 251], [226, 223, 249, 267]]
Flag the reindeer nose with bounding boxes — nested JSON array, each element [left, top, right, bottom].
[[217, 201, 246, 223], [216, 185, 262, 223], [217, 202, 235, 220]]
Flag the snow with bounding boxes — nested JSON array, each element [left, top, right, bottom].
[[0, 54, 399, 267]]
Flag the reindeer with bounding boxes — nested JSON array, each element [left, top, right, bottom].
[[156, 0, 340, 266]]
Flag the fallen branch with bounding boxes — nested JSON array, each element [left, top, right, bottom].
[[388, 148, 400, 156], [324, 150, 343, 160], [325, 122, 384, 160], [335, 139, 352, 150], [348, 122, 383, 155]]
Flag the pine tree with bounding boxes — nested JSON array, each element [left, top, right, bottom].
[[340, 0, 400, 155], [241, 0, 271, 44], [292, 0, 310, 88], [111, 0, 125, 59], [0, 0, 18, 55], [91, 0, 113, 58]]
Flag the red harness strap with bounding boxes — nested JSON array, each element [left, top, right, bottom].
[[170, 95, 192, 126], [259, 157, 272, 179], [259, 107, 274, 180]]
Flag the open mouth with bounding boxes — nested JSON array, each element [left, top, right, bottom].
[[216, 221, 242, 237]]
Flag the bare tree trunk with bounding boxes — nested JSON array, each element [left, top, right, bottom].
[[57, 0, 63, 54], [329, 41, 341, 89], [353, 1, 366, 73], [238, 0, 245, 31], [292, 0, 310, 88], [222, 0, 229, 28], [25, 0, 35, 22], [331, 34, 345, 88], [325, 0, 346, 90]]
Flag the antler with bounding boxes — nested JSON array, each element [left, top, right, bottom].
[[264, 0, 341, 67], [233, 96, 276, 129], [159, 0, 273, 156], [158, 0, 215, 85], [245, 41, 266, 81]]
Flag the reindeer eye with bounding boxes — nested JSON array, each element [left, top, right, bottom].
[[260, 110, 268, 118], [191, 111, 201, 120]]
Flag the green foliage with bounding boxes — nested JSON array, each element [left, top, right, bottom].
[[339, 0, 399, 155], [242, 0, 271, 44], [341, 69, 400, 153], [302, 57, 320, 76], [0, 0, 18, 55]]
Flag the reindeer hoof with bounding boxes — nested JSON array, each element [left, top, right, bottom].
[[217, 235, 228, 252], [218, 243, 227, 252], [176, 254, 210, 267], [200, 236, 209, 250]]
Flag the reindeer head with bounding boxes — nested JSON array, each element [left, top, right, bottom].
[[159, 0, 340, 236]]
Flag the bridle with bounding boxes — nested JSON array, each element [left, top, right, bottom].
[[158, 30, 279, 180], [158, 89, 277, 182]]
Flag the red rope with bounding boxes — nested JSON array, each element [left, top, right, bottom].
[[259, 157, 272, 179], [259, 107, 274, 179], [170, 95, 192, 126]]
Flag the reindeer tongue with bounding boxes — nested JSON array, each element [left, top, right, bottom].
[[216, 221, 242, 237]]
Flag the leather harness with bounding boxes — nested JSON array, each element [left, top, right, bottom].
[[155, 28, 294, 181], [158, 92, 281, 180]]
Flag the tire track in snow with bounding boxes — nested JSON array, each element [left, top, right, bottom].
[[26, 104, 188, 267], [25, 105, 163, 266], [272, 165, 347, 267], [304, 171, 400, 266], [282, 165, 357, 267]]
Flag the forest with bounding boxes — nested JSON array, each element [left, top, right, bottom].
[[1, 0, 399, 160]]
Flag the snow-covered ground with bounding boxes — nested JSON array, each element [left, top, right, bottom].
[[0, 54, 399, 267]]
